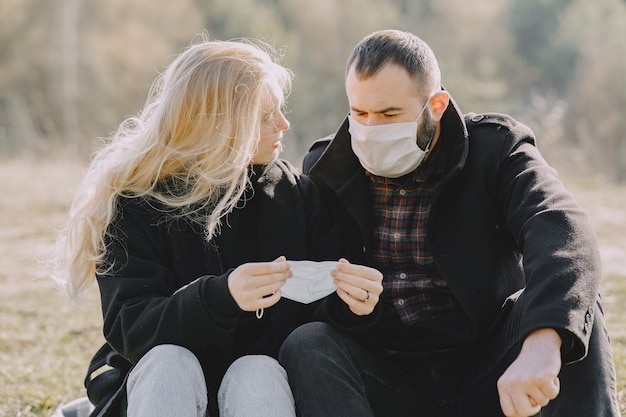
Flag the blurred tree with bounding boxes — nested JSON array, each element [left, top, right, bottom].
[[404, 0, 521, 113], [194, 0, 286, 41], [0, 0, 204, 158], [78, 0, 204, 155], [557, 0, 626, 182], [61, 0, 82, 156], [0, 0, 60, 156], [510, 0, 578, 96], [0, 0, 624, 182]]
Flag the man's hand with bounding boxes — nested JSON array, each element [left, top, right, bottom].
[[497, 328, 562, 416], [331, 258, 383, 316], [227, 256, 291, 311]]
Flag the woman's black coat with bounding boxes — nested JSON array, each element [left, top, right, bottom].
[[86, 160, 342, 416]]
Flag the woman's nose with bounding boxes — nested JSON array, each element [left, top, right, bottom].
[[277, 111, 290, 131]]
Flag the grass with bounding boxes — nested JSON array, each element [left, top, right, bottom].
[[606, 270, 626, 413], [0, 159, 624, 416], [0, 159, 103, 417]]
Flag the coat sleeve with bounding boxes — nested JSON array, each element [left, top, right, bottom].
[[299, 148, 384, 330], [278, 161, 345, 322], [97, 200, 242, 364], [483, 115, 601, 362]]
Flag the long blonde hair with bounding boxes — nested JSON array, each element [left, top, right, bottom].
[[53, 35, 292, 298]]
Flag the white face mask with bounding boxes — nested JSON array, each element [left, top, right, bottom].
[[281, 261, 338, 304], [349, 100, 432, 178]]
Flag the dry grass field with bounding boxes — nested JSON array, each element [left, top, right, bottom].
[[0, 158, 624, 416]]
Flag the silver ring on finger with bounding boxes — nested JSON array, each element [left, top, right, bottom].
[[362, 290, 370, 303]]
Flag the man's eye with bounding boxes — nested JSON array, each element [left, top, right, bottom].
[[383, 114, 398, 118]]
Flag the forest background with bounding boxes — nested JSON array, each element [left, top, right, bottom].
[[1, 0, 625, 415], [2, 0, 626, 181]]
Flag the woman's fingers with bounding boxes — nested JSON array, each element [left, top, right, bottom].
[[228, 258, 292, 311]]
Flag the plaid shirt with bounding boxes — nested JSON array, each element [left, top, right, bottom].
[[369, 144, 467, 332]]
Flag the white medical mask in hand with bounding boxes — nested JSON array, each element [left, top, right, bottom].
[[281, 261, 338, 304], [349, 100, 432, 178]]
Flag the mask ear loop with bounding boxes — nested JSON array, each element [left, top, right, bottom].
[[422, 128, 435, 152], [415, 96, 434, 152]]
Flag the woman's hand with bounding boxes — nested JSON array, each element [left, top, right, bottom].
[[228, 256, 292, 311], [332, 258, 383, 316]]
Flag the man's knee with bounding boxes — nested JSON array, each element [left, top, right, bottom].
[[279, 321, 354, 375], [280, 321, 336, 357]]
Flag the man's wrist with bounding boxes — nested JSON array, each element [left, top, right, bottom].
[[522, 328, 562, 353]]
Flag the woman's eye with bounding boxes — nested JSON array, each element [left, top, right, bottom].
[[263, 111, 276, 123]]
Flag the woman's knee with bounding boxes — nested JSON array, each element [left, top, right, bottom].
[[225, 355, 286, 381], [139, 343, 200, 369], [129, 344, 205, 389], [218, 355, 295, 417], [126, 345, 208, 416], [220, 355, 289, 397]]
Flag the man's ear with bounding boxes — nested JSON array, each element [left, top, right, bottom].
[[429, 91, 450, 121]]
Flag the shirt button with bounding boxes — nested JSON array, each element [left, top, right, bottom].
[[399, 273, 407, 280], [399, 189, 406, 196], [393, 232, 400, 240], [397, 299, 405, 306]]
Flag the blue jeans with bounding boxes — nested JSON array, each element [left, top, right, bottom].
[[126, 344, 209, 417], [279, 300, 620, 417], [218, 355, 296, 417], [126, 345, 295, 417]]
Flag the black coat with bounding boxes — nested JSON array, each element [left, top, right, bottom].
[[304, 96, 601, 362], [86, 160, 343, 416]]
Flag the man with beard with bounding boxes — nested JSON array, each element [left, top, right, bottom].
[[279, 30, 620, 417]]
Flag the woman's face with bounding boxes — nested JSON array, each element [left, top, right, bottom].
[[251, 94, 290, 165]]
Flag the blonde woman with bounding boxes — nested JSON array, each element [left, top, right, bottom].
[[52, 36, 383, 417]]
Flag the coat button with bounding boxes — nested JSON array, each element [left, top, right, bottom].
[[585, 306, 594, 323], [471, 115, 485, 122]]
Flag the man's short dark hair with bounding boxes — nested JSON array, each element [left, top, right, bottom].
[[346, 30, 440, 96]]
